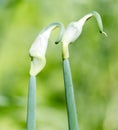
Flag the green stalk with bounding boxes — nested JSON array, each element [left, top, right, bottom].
[[27, 76, 36, 130], [63, 59, 79, 130]]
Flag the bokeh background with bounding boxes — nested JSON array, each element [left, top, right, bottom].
[[0, 0, 118, 130]]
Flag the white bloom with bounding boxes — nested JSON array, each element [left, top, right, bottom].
[[62, 11, 107, 59], [29, 22, 64, 76]]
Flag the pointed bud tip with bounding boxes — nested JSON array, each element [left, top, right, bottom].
[[100, 31, 108, 37], [102, 31, 108, 37]]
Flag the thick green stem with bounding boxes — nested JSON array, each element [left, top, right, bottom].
[[27, 76, 36, 130], [63, 59, 79, 130]]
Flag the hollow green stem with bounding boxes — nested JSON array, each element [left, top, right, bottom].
[[27, 76, 36, 130], [63, 59, 79, 130]]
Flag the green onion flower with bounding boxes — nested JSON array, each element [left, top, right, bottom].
[[61, 11, 107, 130], [27, 22, 64, 130], [62, 11, 107, 59], [29, 22, 64, 76]]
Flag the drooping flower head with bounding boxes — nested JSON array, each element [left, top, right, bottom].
[[62, 11, 107, 59], [29, 22, 64, 76]]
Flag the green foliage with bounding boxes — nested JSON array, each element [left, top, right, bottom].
[[0, 0, 118, 130]]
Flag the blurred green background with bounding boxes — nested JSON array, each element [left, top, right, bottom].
[[0, 0, 118, 130]]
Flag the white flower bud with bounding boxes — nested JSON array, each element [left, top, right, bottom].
[[29, 22, 64, 76], [62, 11, 107, 59]]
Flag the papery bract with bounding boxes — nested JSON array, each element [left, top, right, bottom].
[[29, 23, 64, 76], [62, 11, 107, 59]]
